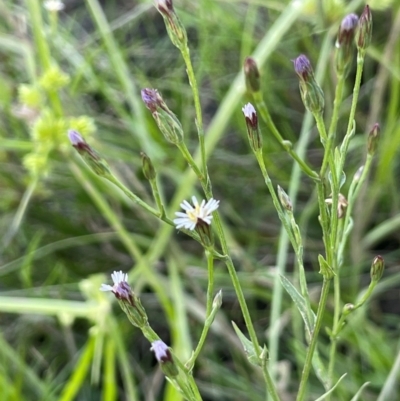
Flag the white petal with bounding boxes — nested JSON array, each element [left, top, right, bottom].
[[242, 103, 256, 118], [181, 200, 194, 211], [174, 212, 188, 218], [100, 284, 113, 292], [191, 196, 199, 207]]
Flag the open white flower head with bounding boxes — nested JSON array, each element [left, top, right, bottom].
[[100, 270, 128, 292], [44, 1, 65, 11], [173, 196, 220, 230]]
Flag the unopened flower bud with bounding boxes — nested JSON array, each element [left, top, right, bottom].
[[354, 165, 364, 182], [212, 290, 223, 309], [355, 5, 373, 51], [370, 255, 384, 283], [293, 55, 324, 114], [342, 303, 355, 319], [367, 123, 380, 155], [68, 130, 111, 178], [140, 152, 156, 180], [244, 57, 261, 94], [277, 185, 293, 212], [335, 13, 359, 75], [151, 340, 179, 377], [155, 0, 187, 50], [141, 88, 183, 145], [242, 103, 262, 152]]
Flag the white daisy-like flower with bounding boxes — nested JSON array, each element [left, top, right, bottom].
[[43, 0, 65, 11], [100, 270, 127, 292], [173, 196, 220, 230]]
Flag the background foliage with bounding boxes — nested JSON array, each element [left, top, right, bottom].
[[0, 0, 400, 400]]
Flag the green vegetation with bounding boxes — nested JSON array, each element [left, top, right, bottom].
[[1, 0, 400, 400]]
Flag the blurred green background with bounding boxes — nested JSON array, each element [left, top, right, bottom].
[[0, 0, 400, 400]]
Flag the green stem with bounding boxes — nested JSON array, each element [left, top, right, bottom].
[[181, 46, 207, 181], [254, 151, 298, 250], [254, 94, 319, 181], [320, 74, 345, 178], [327, 50, 366, 390], [149, 177, 166, 219], [338, 50, 366, 174], [296, 278, 331, 401], [186, 251, 215, 371], [175, 142, 280, 398], [267, 33, 333, 386], [338, 155, 373, 265]]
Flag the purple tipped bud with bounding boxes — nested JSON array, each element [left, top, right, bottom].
[[68, 130, 94, 155], [244, 57, 261, 93], [367, 123, 380, 155], [68, 130, 111, 177], [155, 0, 174, 16], [155, 0, 187, 50], [336, 14, 359, 48], [335, 14, 358, 75], [293, 55, 324, 115], [151, 340, 173, 363], [370, 255, 384, 283], [141, 88, 163, 113], [356, 5, 373, 50], [141, 88, 183, 144], [293, 54, 314, 82], [150, 340, 179, 377], [242, 103, 262, 152]]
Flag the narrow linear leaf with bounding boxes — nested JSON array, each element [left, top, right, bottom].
[[314, 373, 347, 401], [350, 382, 370, 401], [280, 275, 315, 336], [231, 321, 261, 366]]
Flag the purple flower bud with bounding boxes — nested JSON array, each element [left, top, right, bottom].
[[336, 14, 359, 48], [150, 340, 179, 376], [335, 13, 359, 74], [155, 0, 174, 16], [68, 130, 96, 157], [141, 88, 163, 113], [293, 54, 314, 82], [68, 130, 111, 177], [151, 340, 173, 363], [155, 0, 187, 50], [293, 55, 324, 114], [141, 88, 183, 144]]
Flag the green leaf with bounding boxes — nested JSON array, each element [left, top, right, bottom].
[[318, 254, 335, 279], [280, 275, 315, 337], [314, 373, 347, 401], [231, 321, 261, 366], [350, 382, 370, 401]]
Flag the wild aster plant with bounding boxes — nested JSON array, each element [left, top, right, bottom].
[[66, 2, 386, 401]]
